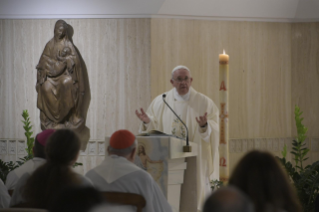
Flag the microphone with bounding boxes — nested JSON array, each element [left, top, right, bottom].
[[162, 94, 192, 152]]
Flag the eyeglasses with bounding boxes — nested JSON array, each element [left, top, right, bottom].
[[173, 77, 191, 83]]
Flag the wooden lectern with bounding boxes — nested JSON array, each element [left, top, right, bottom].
[[135, 136, 198, 212]]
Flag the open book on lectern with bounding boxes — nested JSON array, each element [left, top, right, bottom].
[[137, 129, 168, 136], [137, 130, 183, 139]]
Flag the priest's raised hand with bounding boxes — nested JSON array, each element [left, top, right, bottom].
[[135, 108, 150, 124], [196, 112, 208, 128]]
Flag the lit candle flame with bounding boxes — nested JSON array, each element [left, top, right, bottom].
[[223, 49, 225, 54]]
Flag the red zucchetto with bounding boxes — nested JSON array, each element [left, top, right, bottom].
[[109, 130, 136, 149]]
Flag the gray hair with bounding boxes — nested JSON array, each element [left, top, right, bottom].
[[203, 186, 254, 212], [171, 65, 191, 79], [108, 139, 138, 156]]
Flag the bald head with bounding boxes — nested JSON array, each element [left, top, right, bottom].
[[203, 187, 254, 212]]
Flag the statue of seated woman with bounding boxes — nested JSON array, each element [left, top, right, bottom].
[[36, 20, 86, 130]]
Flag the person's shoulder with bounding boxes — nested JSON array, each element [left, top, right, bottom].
[[18, 172, 31, 181], [0, 179, 10, 208], [76, 173, 93, 186], [133, 169, 154, 182], [6, 169, 18, 180], [0, 179, 6, 187], [14, 158, 43, 173], [153, 93, 167, 102], [9, 160, 32, 175], [192, 88, 210, 99], [9, 173, 31, 207], [148, 90, 171, 108], [154, 89, 174, 99], [192, 88, 214, 103], [85, 158, 111, 177], [85, 164, 101, 176], [14, 172, 31, 191], [5, 170, 18, 189]]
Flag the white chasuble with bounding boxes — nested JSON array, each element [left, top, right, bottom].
[[139, 87, 219, 210], [86, 156, 172, 212]]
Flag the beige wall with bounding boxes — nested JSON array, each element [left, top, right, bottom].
[[151, 19, 292, 139], [151, 19, 319, 172], [0, 18, 318, 173], [291, 23, 319, 167], [291, 23, 319, 138], [0, 19, 151, 141]]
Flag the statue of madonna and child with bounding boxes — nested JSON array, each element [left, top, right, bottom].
[[36, 20, 90, 147]]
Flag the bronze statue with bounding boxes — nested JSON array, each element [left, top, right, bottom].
[[36, 20, 90, 137]]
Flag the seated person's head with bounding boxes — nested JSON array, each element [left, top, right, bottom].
[[33, 129, 55, 158], [107, 130, 137, 162], [23, 129, 82, 208], [45, 129, 80, 165], [203, 186, 253, 212], [49, 186, 104, 212], [228, 150, 302, 212]]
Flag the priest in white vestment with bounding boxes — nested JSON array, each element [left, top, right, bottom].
[[85, 130, 172, 212], [0, 179, 10, 208], [5, 129, 55, 190], [136, 65, 219, 211]]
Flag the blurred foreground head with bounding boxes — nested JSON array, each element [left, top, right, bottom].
[[49, 186, 104, 212], [23, 129, 82, 209], [203, 186, 253, 212], [229, 150, 302, 212]]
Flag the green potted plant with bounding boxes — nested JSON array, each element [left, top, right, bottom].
[[277, 106, 319, 212], [0, 110, 34, 183], [21, 110, 35, 161]]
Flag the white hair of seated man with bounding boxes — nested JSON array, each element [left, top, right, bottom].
[[107, 139, 138, 157]]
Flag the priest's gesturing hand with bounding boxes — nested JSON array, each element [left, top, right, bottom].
[[135, 108, 150, 124], [196, 112, 208, 128]]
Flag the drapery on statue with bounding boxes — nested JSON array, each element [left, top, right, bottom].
[[36, 20, 90, 132]]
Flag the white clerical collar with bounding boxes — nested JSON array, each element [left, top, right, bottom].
[[94, 155, 140, 183], [173, 87, 191, 101]]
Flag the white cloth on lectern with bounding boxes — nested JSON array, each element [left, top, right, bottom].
[[85, 155, 172, 212], [139, 87, 219, 210], [5, 157, 46, 190]]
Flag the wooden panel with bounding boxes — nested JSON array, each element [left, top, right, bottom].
[[151, 19, 292, 139], [0, 19, 151, 139], [291, 23, 319, 138]]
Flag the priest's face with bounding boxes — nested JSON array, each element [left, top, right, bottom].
[[170, 68, 193, 96]]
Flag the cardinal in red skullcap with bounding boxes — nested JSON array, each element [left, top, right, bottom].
[[85, 129, 172, 212]]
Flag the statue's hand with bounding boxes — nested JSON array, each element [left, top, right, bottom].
[[39, 70, 47, 85], [57, 55, 66, 62]]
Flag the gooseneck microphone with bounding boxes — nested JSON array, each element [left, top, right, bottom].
[[162, 94, 192, 152]]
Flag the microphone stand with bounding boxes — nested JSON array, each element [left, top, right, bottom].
[[162, 94, 192, 152]]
